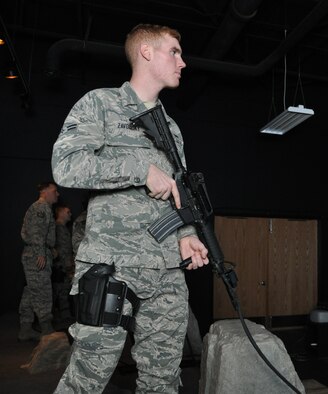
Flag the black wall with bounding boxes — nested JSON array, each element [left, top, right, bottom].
[[1, 34, 327, 332]]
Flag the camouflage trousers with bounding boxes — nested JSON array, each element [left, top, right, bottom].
[[53, 279, 73, 320], [19, 247, 53, 324], [54, 266, 189, 393]]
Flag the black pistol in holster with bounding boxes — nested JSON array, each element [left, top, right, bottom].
[[77, 263, 140, 332], [130, 106, 239, 310]]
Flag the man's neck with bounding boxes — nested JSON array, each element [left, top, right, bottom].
[[38, 197, 50, 205], [130, 76, 159, 103], [143, 100, 157, 109]]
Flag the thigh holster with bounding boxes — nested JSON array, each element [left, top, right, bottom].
[[77, 263, 140, 332]]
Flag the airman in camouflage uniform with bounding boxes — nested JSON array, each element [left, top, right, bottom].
[[18, 182, 59, 341], [52, 24, 209, 393], [53, 205, 74, 324]]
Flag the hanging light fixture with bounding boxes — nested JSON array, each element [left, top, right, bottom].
[[260, 25, 314, 136], [260, 105, 314, 135], [5, 69, 18, 79], [0, 38, 5, 45], [0, 15, 30, 99]]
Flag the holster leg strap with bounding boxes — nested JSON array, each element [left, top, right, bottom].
[[103, 276, 140, 332]]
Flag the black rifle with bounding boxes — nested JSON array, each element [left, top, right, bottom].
[[130, 106, 303, 393], [130, 105, 238, 309]]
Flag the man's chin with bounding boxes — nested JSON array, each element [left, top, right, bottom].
[[166, 81, 180, 89]]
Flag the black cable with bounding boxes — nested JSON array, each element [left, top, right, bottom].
[[27, 0, 40, 88], [268, 68, 277, 122], [221, 275, 302, 394], [0, 13, 30, 101], [293, 58, 306, 108]]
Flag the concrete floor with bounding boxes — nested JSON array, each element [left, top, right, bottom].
[[0, 311, 200, 394], [1, 311, 328, 393]]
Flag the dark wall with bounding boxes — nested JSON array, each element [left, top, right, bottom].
[[1, 35, 327, 329]]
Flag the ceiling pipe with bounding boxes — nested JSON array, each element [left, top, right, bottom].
[[45, 39, 124, 77], [186, 0, 328, 77], [45, 0, 328, 79], [178, 0, 264, 108], [201, 0, 263, 59]]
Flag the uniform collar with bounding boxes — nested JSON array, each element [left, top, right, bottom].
[[118, 81, 171, 126], [119, 81, 162, 111]]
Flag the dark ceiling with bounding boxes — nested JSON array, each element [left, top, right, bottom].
[[1, 0, 328, 101]]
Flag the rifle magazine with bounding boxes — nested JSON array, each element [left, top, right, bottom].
[[148, 210, 184, 242]]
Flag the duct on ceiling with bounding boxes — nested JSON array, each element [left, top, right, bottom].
[[45, 0, 328, 79]]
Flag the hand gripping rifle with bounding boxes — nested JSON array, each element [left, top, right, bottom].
[[130, 105, 238, 310]]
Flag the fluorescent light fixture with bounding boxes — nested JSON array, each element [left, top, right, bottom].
[[260, 105, 314, 135]]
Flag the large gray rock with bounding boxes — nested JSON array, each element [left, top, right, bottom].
[[199, 319, 305, 394], [183, 305, 203, 358], [21, 331, 71, 374]]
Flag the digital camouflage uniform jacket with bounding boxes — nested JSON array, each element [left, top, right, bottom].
[[52, 82, 196, 271], [21, 200, 56, 257]]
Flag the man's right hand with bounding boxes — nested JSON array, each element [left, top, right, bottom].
[[146, 164, 181, 208], [36, 255, 46, 270]]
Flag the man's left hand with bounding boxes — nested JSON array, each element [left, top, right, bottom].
[[179, 236, 209, 270]]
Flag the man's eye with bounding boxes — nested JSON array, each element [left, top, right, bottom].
[[171, 50, 177, 55]]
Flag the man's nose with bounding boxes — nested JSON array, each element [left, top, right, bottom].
[[179, 57, 186, 69]]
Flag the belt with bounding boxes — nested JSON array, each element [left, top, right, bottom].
[[24, 243, 53, 249]]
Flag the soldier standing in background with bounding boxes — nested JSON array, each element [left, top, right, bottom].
[[18, 181, 59, 341], [53, 204, 74, 327]]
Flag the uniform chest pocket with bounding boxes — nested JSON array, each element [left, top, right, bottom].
[[103, 128, 154, 160]]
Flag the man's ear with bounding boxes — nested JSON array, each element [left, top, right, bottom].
[[140, 43, 151, 61]]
